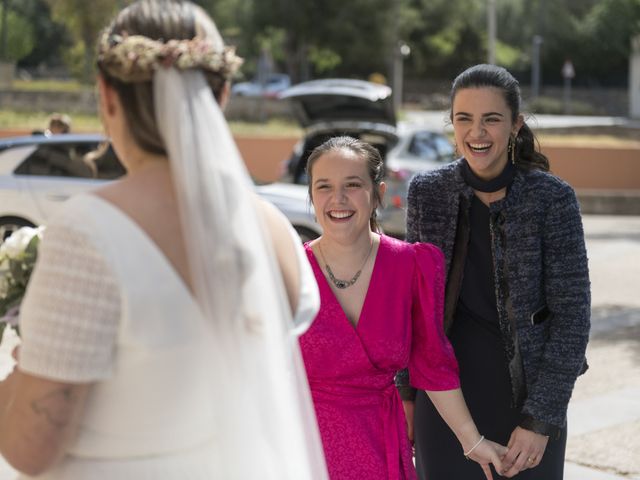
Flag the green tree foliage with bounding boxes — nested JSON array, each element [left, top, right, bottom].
[[45, 0, 120, 83], [0, 4, 36, 62], [244, 0, 394, 82], [15, 0, 639, 88], [12, 0, 68, 69], [573, 0, 640, 84], [403, 0, 484, 79]]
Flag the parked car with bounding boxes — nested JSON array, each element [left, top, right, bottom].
[[0, 134, 321, 242], [279, 78, 455, 237], [231, 73, 292, 98]]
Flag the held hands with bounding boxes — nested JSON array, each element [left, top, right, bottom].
[[500, 426, 549, 477], [401, 400, 415, 445], [463, 436, 508, 480]]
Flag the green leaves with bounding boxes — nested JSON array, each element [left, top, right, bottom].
[[0, 4, 36, 62]]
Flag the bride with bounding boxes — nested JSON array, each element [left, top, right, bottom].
[[0, 1, 327, 478]]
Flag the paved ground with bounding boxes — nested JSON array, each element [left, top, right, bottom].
[[563, 215, 640, 479], [0, 214, 638, 478]]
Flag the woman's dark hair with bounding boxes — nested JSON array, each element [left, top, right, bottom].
[[450, 64, 549, 172], [306, 136, 385, 233], [97, 0, 228, 156]]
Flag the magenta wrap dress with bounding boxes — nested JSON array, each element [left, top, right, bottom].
[[300, 235, 460, 480]]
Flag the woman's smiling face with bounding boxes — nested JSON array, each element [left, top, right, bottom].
[[452, 86, 523, 180], [310, 147, 382, 242]]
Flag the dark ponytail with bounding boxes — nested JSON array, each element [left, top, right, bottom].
[[514, 123, 549, 172], [450, 64, 549, 172]]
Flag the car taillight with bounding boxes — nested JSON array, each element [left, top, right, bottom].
[[390, 195, 404, 208]]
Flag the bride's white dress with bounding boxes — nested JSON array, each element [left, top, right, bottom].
[[16, 194, 319, 479]]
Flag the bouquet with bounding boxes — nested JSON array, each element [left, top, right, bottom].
[[0, 226, 45, 340]]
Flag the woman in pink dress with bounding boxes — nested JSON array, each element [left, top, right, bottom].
[[299, 136, 507, 480]]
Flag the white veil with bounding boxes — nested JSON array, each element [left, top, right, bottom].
[[153, 68, 328, 478]]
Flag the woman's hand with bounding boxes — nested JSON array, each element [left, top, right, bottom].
[[425, 389, 508, 479], [402, 400, 415, 445], [465, 437, 508, 480], [500, 426, 549, 477]]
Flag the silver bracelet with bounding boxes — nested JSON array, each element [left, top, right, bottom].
[[464, 435, 485, 459]]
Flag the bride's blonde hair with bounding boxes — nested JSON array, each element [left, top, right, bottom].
[[96, 0, 242, 155]]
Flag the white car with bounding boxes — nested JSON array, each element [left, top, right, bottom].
[[0, 134, 320, 242]]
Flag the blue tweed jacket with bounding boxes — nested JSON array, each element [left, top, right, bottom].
[[406, 160, 590, 436]]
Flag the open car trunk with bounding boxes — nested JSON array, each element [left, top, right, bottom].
[[288, 126, 398, 184], [280, 78, 399, 184]]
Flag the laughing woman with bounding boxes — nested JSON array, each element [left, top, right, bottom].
[[405, 64, 591, 479], [299, 136, 506, 480]]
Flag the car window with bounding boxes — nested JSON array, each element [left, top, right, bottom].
[[432, 135, 455, 156], [84, 143, 127, 180], [14, 142, 126, 180], [408, 132, 454, 161]]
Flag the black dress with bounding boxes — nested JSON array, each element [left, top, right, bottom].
[[414, 195, 567, 479]]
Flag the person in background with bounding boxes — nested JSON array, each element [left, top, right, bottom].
[[0, 1, 327, 478], [45, 113, 72, 135], [300, 135, 507, 480], [404, 63, 590, 479]]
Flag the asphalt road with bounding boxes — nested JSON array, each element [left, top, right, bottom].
[[563, 215, 640, 479]]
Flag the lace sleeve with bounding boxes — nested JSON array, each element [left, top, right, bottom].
[[18, 223, 121, 383]]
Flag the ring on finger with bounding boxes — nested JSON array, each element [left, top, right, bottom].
[[527, 457, 535, 464]]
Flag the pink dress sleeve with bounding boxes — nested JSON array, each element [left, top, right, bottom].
[[409, 242, 460, 391]]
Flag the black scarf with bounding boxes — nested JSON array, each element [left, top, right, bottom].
[[461, 158, 516, 193]]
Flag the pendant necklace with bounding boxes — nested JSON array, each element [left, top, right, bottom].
[[317, 238, 374, 289]]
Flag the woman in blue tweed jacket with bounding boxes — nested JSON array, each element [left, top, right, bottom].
[[404, 64, 590, 479]]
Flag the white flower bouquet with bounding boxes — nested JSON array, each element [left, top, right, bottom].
[[0, 226, 45, 339]]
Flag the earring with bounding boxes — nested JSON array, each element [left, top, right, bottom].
[[508, 136, 516, 165], [454, 142, 459, 158]]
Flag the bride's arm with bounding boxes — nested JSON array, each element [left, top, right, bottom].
[[253, 195, 302, 315], [0, 369, 89, 475]]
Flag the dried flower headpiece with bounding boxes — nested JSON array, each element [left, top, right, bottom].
[[97, 32, 243, 83]]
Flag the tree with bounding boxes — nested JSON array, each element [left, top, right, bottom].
[[572, 0, 640, 85], [13, 0, 68, 69], [403, 0, 485, 79], [245, 0, 395, 82], [0, 3, 36, 62], [45, 0, 120, 83]]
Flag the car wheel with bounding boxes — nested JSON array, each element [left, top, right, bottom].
[[0, 217, 36, 242], [293, 226, 320, 243]]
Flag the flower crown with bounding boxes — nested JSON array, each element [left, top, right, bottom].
[[97, 32, 243, 83]]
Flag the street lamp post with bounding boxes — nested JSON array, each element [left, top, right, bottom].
[[531, 35, 543, 100], [393, 42, 410, 114], [487, 0, 496, 64], [562, 59, 575, 114]]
